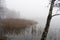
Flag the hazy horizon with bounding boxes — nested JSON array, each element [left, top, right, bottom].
[[5, 0, 49, 19], [1, 0, 60, 40], [5, 0, 60, 29]]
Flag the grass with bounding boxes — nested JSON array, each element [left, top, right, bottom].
[[0, 18, 37, 34]]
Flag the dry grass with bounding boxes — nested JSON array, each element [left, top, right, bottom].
[[0, 18, 37, 34], [0, 35, 7, 40]]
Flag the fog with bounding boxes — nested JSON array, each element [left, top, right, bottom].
[[5, 0, 60, 28], [5, 0, 60, 35], [1, 0, 60, 40], [6, 0, 49, 19]]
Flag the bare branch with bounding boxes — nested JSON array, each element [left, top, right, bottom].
[[52, 14, 60, 17], [41, 0, 56, 40]]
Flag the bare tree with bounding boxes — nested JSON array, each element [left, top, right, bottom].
[[40, 0, 60, 40]]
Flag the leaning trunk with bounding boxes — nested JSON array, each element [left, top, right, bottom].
[[41, 0, 56, 40]]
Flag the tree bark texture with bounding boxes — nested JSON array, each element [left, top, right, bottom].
[[41, 0, 56, 40]]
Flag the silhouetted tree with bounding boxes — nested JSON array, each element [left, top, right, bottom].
[[41, 0, 60, 40]]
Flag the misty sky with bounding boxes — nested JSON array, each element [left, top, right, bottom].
[[4, 0, 60, 38], [5, 0, 49, 19], [5, 0, 60, 28], [5, 0, 60, 26]]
